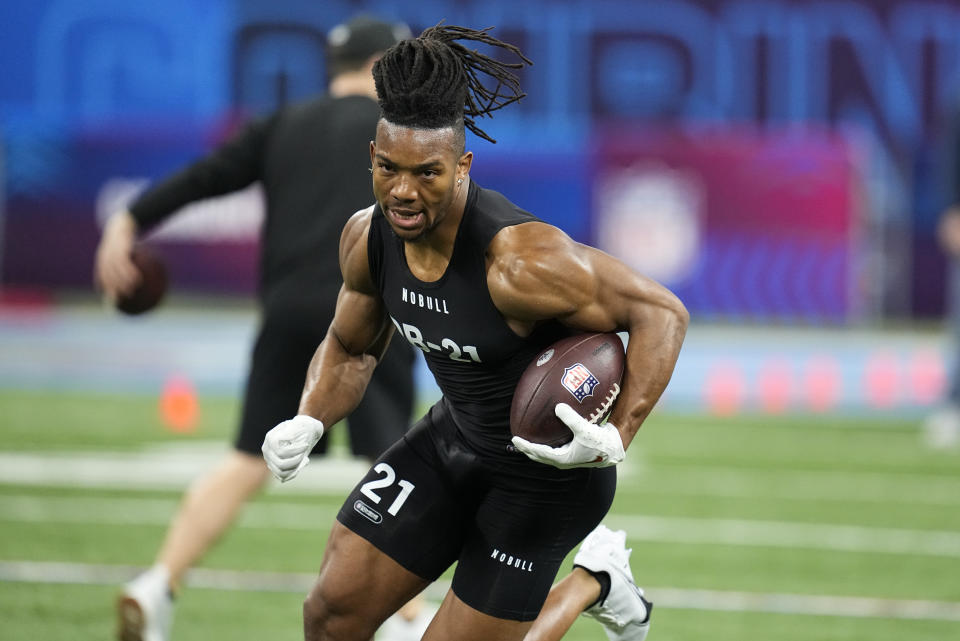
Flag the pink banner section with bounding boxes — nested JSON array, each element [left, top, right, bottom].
[[687, 349, 946, 417], [592, 125, 859, 322]]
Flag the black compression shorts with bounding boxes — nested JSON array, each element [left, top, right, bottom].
[[336, 399, 617, 621], [235, 315, 415, 459]]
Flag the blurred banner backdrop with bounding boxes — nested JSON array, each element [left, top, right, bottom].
[[2, 0, 959, 322]]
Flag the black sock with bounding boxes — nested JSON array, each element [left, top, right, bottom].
[[573, 564, 611, 609]]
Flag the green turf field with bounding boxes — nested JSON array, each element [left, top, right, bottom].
[[1, 389, 958, 640]]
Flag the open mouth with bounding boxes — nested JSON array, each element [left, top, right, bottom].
[[388, 208, 425, 230]]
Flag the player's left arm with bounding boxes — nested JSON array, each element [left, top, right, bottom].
[[489, 222, 689, 450]]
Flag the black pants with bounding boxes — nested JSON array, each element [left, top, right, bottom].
[[337, 399, 616, 621]]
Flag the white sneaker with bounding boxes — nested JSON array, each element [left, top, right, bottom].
[[117, 565, 174, 641], [923, 405, 960, 449], [377, 604, 436, 641], [573, 524, 652, 641]]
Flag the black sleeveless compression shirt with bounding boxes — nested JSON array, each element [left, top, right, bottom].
[[368, 181, 573, 454]]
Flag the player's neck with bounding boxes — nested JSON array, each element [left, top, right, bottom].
[[328, 72, 378, 100]]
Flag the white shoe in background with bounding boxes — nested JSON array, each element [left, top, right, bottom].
[[923, 405, 960, 449], [377, 603, 436, 641], [117, 565, 174, 641]]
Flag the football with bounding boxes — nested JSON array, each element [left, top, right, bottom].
[[510, 332, 625, 447], [116, 245, 168, 315]]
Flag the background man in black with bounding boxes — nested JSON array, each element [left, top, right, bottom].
[[925, 96, 960, 449], [94, 15, 426, 641], [261, 24, 687, 641]]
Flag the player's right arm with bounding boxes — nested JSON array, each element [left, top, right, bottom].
[[262, 207, 395, 481], [94, 117, 276, 300], [128, 115, 276, 229]]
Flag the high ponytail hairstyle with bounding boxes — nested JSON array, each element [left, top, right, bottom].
[[372, 23, 533, 145]]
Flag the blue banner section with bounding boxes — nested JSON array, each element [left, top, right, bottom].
[[3, 0, 959, 320]]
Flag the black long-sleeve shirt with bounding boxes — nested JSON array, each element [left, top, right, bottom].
[[130, 94, 381, 320]]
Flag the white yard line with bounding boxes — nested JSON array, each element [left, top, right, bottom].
[[1, 560, 958, 623], [2, 493, 959, 558], [0, 445, 370, 493], [626, 464, 960, 507], [0, 494, 340, 530], [2, 447, 960, 506], [647, 586, 960, 622], [608, 513, 960, 558]]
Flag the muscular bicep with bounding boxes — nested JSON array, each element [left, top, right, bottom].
[[328, 285, 394, 358], [332, 207, 393, 358], [489, 223, 682, 333], [491, 224, 688, 442]]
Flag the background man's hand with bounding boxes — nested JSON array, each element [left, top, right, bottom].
[[94, 211, 141, 301]]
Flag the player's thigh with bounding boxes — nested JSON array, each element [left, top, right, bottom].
[[347, 378, 413, 459], [452, 464, 617, 621], [235, 320, 319, 454], [347, 337, 415, 458], [337, 404, 480, 581], [308, 520, 431, 634]]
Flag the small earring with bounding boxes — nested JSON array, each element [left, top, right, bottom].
[[457, 178, 463, 185]]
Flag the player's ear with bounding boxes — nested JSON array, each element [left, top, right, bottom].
[[369, 140, 377, 165], [457, 151, 473, 180]]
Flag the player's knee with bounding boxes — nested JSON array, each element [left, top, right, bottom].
[[303, 590, 336, 640], [303, 586, 376, 641]]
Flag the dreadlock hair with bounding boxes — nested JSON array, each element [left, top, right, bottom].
[[372, 23, 533, 145]]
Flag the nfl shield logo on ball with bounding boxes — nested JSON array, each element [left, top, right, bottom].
[[561, 363, 600, 402]]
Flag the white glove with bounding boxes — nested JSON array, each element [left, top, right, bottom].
[[511, 403, 625, 469], [261, 415, 325, 482]]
